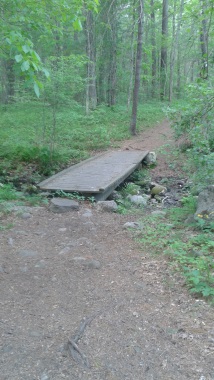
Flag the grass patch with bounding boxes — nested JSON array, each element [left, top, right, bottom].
[[136, 195, 214, 301], [0, 101, 165, 179]]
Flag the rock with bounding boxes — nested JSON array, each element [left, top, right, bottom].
[[195, 185, 214, 220], [143, 151, 157, 165], [96, 200, 118, 212], [108, 190, 122, 201], [123, 222, 143, 229], [35, 260, 46, 268], [40, 374, 49, 380], [127, 194, 149, 206], [151, 184, 167, 195], [59, 247, 72, 255], [18, 249, 38, 257], [81, 208, 93, 218], [7, 238, 14, 246], [49, 198, 79, 213], [86, 259, 101, 269], [151, 210, 166, 217], [20, 212, 32, 219]]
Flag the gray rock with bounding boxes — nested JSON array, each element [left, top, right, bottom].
[[127, 194, 149, 206], [59, 247, 72, 255], [123, 222, 143, 229], [49, 197, 79, 213], [144, 151, 157, 165], [40, 374, 49, 380], [35, 260, 46, 268], [86, 259, 101, 269], [81, 208, 93, 218], [18, 250, 38, 258], [151, 210, 166, 217], [96, 200, 118, 212], [195, 185, 214, 220], [8, 238, 14, 246], [20, 212, 32, 219]]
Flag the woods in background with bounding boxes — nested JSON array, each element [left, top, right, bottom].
[[0, 0, 213, 108]]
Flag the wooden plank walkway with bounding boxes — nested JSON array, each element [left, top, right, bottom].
[[38, 150, 149, 201]]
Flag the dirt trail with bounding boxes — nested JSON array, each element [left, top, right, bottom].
[[0, 121, 214, 380]]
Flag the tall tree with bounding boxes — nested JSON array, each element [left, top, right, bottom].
[[130, 0, 144, 136], [160, 0, 168, 100], [85, 10, 97, 114]]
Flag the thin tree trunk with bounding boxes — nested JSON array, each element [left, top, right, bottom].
[[127, 0, 136, 109], [150, 0, 156, 98], [130, 0, 144, 136], [85, 10, 97, 114], [199, 0, 208, 79], [160, 0, 168, 100], [169, 0, 184, 102], [107, 0, 117, 106]]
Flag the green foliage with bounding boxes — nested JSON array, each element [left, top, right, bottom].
[[137, 195, 214, 300], [0, 102, 164, 176], [168, 83, 214, 187], [0, 183, 20, 201], [120, 182, 141, 196], [0, 0, 99, 95]]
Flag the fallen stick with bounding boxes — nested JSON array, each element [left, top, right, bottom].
[[67, 314, 99, 368]]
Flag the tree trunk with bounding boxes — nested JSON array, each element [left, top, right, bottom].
[[169, 0, 184, 102], [130, 0, 144, 136], [1, 59, 15, 104], [199, 0, 208, 79], [160, 0, 168, 100], [150, 0, 157, 98], [85, 10, 97, 114], [107, 0, 117, 106], [127, 0, 136, 109]]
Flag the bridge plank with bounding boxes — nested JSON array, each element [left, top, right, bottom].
[[38, 150, 149, 200]]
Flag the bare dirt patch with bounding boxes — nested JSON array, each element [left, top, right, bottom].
[[0, 121, 214, 380]]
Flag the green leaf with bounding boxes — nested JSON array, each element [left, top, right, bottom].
[[21, 60, 30, 72], [22, 45, 31, 53], [15, 54, 23, 63], [34, 82, 40, 98], [42, 68, 50, 78], [72, 19, 82, 31]]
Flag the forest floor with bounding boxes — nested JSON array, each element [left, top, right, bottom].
[[0, 121, 214, 380]]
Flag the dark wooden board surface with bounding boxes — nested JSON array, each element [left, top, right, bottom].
[[38, 150, 149, 200]]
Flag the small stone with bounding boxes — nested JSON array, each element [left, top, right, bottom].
[[58, 228, 67, 232], [123, 222, 142, 229], [96, 200, 118, 212], [20, 212, 32, 219], [59, 247, 71, 255], [35, 260, 46, 268], [86, 259, 101, 269], [49, 198, 79, 213], [8, 238, 14, 246], [18, 250, 38, 258], [41, 374, 49, 380], [81, 209, 93, 218], [127, 195, 148, 206], [144, 151, 157, 165], [151, 185, 167, 195]]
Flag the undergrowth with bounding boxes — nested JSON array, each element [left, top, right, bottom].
[[137, 195, 214, 301]]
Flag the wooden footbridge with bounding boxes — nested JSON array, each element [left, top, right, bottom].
[[38, 150, 149, 201]]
